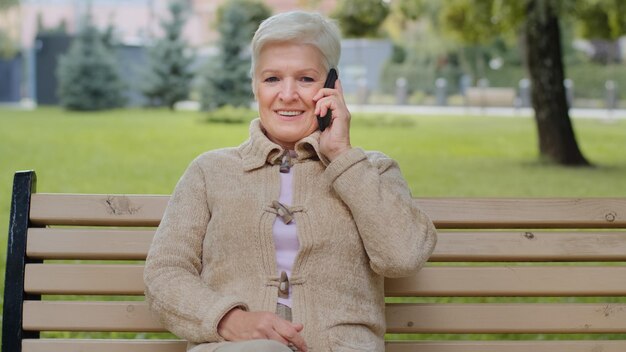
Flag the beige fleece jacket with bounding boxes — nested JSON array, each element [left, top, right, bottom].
[[144, 119, 437, 352]]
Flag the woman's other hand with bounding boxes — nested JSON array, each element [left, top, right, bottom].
[[314, 79, 352, 162], [217, 308, 308, 351]]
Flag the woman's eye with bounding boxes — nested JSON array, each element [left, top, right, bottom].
[[301, 77, 315, 83], [264, 77, 279, 83]]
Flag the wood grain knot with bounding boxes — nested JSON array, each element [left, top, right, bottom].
[[605, 212, 616, 222], [105, 196, 141, 216]]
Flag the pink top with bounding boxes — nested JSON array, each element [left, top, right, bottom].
[[273, 155, 299, 307]]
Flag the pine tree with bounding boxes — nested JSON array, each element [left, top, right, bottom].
[[201, 0, 271, 111], [332, 0, 390, 38], [57, 14, 126, 111], [142, 1, 194, 110]]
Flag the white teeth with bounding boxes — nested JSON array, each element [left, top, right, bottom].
[[277, 111, 302, 116]]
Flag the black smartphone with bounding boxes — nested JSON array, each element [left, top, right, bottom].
[[317, 68, 338, 132]]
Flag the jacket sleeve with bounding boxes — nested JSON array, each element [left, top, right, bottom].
[[323, 148, 437, 278], [143, 160, 248, 343]]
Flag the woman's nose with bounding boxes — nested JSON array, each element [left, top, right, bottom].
[[278, 80, 298, 102]]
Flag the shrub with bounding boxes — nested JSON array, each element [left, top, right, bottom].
[[204, 105, 257, 124], [142, 1, 194, 110], [200, 0, 270, 111], [56, 14, 126, 111], [332, 0, 390, 38], [0, 29, 19, 59]]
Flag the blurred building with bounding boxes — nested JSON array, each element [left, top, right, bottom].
[[1, 0, 394, 104], [5, 0, 337, 48]]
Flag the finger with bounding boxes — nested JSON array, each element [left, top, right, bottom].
[[266, 329, 290, 346], [315, 96, 334, 117], [328, 101, 350, 125], [312, 89, 324, 102], [312, 87, 335, 102], [274, 320, 308, 351], [284, 331, 307, 352], [336, 79, 348, 106]]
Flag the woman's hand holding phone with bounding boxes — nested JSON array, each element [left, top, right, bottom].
[[313, 69, 352, 162]]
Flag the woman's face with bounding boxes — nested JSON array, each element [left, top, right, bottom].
[[254, 42, 327, 149]]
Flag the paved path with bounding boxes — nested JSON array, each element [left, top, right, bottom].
[[348, 104, 626, 120], [2, 100, 625, 120]]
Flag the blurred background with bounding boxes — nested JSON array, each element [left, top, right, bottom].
[[0, 0, 625, 110], [0, 0, 624, 212], [1, 0, 625, 340]]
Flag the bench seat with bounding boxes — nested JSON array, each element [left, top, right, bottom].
[[465, 87, 517, 107]]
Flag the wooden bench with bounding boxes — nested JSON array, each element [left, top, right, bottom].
[[465, 87, 517, 107], [3, 170, 626, 352]]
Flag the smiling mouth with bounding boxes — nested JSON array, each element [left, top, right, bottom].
[[276, 110, 304, 117]]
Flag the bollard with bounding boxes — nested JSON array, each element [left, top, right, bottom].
[[460, 74, 471, 106], [477, 78, 489, 108], [459, 74, 472, 96], [395, 77, 408, 105], [518, 78, 531, 108], [435, 78, 447, 106], [564, 79, 574, 108], [356, 77, 369, 105], [606, 80, 617, 110]]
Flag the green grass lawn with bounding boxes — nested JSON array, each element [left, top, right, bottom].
[[1, 107, 625, 339]]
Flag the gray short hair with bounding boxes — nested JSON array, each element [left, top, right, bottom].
[[250, 11, 341, 85]]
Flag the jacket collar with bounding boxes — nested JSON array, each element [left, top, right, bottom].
[[239, 119, 329, 172]]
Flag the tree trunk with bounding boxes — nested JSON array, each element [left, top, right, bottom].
[[524, 0, 591, 166]]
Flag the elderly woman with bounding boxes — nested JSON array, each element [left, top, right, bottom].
[[144, 11, 436, 352]]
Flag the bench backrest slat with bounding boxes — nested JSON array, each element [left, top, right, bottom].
[[29, 194, 626, 228], [22, 339, 187, 352], [22, 300, 626, 334], [22, 301, 162, 332], [418, 198, 626, 228], [24, 264, 144, 295], [385, 341, 626, 352], [435, 231, 626, 261], [23, 264, 626, 297], [29, 194, 168, 227], [27, 228, 626, 262], [27, 228, 153, 260], [385, 266, 626, 296], [385, 303, 626, 333]]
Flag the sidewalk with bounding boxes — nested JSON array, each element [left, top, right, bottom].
[[348, 104, 626, 120], [3, 99, 626, 120]]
